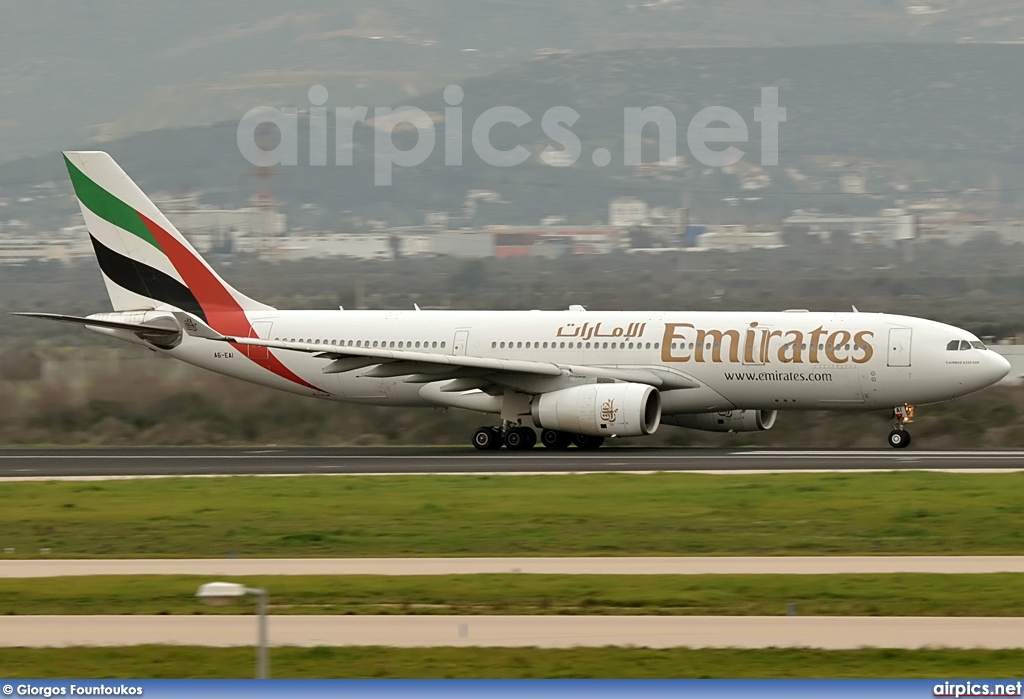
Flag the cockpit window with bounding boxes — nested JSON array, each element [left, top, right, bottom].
[[960, 341, 971, 350], [946, 340, 960, 351], [970, 341, 987, 350]]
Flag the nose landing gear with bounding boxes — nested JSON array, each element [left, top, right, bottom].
[[887, 404, 915, 449]]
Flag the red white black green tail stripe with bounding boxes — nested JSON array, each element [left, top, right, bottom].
[[63, 151, 271, 321], [64, 151, 322, 393]]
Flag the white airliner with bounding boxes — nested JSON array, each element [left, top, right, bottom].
[[16, 152, 1011, 449]]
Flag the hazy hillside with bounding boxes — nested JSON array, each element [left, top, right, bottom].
[[3, 43, 1023, 228], [5, 1, 1024, 162]]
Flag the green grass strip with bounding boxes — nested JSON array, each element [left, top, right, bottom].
[[2, 472, 1024, 557], [2, 646, 1024, 678], [1, 574, 1023, 616]]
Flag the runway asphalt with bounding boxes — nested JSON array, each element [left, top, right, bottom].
[[2, 614, 1021, 649], [4, 556, 1024, 577], [0, 447, 1023, 479]]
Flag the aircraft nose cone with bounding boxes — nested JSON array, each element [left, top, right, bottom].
[[987, 351, 1012, 384]]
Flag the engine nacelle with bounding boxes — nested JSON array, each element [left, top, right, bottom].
[[531, 383, 661, 438], [664, 409, 777, 433]]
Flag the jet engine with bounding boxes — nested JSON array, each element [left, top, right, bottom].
[[531, 383, 661, 438], [664, 410, 777, 433]]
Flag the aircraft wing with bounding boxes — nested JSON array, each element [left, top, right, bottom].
[[175, 312, 698, 390]]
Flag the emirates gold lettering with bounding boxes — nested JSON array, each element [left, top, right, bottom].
[[605, 323, 874, 365], [778, 330, 803, 364], [743, 323, 759, 363], [696, 329, 740, 363], [852, 331, 874, 364], [825, 330, 852, 364], [661, 323, 694, 362], [808, 326, 827, 364]]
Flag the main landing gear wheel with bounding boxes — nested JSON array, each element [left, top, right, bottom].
[[572, 434, 605, 450], [887, 429, 911, 449], [472, 426, 503, 451], [540, 429, 573, 450], [504, 426, 536, 450]]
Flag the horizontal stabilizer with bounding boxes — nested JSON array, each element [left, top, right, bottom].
[[11, 312, 180, 337]]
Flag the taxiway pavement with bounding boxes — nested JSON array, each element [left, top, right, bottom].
[[2, 615, 1021, 649], [3, 556, 1024, 577], [1, 447, 1023, 479]]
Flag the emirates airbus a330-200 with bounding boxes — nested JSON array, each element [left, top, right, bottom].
[[16, 152, 1011, 449]]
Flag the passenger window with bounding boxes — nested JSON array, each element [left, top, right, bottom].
[[441, 342, 446, 348]]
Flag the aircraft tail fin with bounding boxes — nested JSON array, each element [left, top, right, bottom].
[[63, 151, 272, 321]]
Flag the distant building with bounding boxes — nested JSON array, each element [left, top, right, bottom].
[[694, 225, 783, 252], [609, 197, 649, 228], [156, 194, 287, 245], [253, 234, 393, 262], [840, 174, 867, 195], [540, 148, 576, 168], [0, 225, 92, 265], [784, 210, 916, 245], [480, 225, 625, 258], [424, 211, 450, 228]]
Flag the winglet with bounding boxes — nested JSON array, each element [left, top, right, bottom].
[[170, 311, 229, 340]]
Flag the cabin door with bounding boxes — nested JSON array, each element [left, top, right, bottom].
[[887, 328, 912, 367]]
